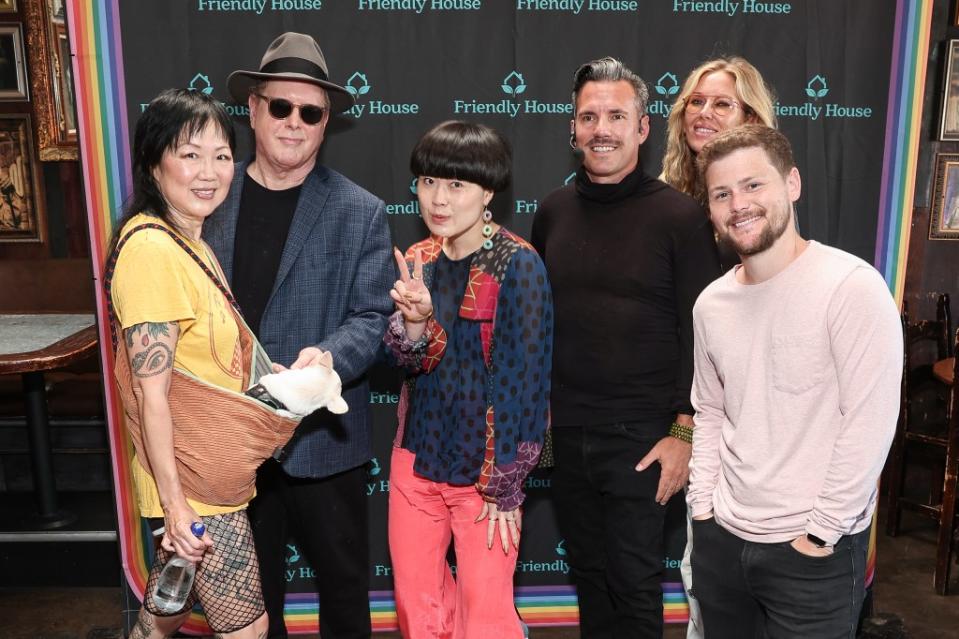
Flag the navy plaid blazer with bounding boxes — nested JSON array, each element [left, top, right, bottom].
[[203, 160, 394, 479]]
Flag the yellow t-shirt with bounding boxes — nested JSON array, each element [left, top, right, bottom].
[[111, 214, 247, 517]]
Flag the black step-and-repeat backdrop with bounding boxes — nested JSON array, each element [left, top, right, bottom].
[[116, 1, 896, 631]]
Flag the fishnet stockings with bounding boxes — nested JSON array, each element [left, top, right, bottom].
[[143, 510, 265, 633]]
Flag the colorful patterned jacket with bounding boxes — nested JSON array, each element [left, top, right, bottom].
[[384, 228, 553, 510]]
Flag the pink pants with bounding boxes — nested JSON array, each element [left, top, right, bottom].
[[388, 446, 523, 639]]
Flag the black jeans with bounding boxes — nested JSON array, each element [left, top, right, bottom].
[[248, 460, 371, 639], [691, 517, 870, 639], [551, 424, 667, 639]]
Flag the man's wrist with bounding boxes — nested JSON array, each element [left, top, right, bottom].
[[669, 421, 693, 444]]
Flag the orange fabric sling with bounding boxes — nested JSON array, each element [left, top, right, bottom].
[[106, 223, 299, 506]]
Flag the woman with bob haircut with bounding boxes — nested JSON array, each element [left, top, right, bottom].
[[384, 120, 553, 638], [106, 88, 275, 638], [662, 56, 777, 203]]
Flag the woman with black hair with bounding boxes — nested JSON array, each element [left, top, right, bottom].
[[108, 88, 272, 639], [384, 120, 553, 638]]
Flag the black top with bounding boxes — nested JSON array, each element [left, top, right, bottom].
[[231, 173, 300, 336], [531, 165, 721, 428]]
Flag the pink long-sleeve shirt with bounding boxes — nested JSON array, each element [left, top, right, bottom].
[[688, 241, 902, 545]]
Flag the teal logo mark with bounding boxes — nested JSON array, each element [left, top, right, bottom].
[[654, 72, 680, 96], [285, 544, 300, 564], [369, 457, 381, 477], [410, 177, 418, 195], [346, 71, 372, 97], [563, 172, 576, 186], [555, 539, 567, 556], [501, 71, 527, 96], [805, 75, 828, 100], [188, 73, 213, 95]]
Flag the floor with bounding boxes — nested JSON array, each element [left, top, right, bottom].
[[0, 507, 955, 638]]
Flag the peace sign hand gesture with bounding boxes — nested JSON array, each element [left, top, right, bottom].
[[391, 247, 433, 340]]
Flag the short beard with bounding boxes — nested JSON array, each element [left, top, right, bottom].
[[723, 203, 792, 257]]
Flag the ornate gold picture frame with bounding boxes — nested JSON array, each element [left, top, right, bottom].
[[25, 0, 76, 160], [929, 153, 959, 240], [0, 114, 45, 242]]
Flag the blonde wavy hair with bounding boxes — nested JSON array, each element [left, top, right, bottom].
[[661, 57, 777, 201]]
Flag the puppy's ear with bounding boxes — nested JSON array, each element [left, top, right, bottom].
[[319, 351, 334, 369], [327, 395, 349, 415]]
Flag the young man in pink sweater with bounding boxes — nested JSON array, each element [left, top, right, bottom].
[[687, 124, 902, 639]]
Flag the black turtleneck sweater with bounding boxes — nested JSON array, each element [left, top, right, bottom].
[[531, 165, 721, 429]]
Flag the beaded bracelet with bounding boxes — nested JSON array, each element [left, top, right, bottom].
[[669, 422, 693, 444]]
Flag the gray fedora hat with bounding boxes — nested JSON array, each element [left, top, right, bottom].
[[227, 32, 355, 114]]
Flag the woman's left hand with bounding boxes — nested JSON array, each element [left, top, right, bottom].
[[476, 501, 522, 554]]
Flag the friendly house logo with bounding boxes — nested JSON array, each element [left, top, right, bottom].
[[654, 72, 680, 97], [805, 75, 829, 100], [188, 73, 214, 95], [345, 71, 372, 98], [453, 70, 572, 118], [285, 544, 300, 565], [344, 71, 421, 118], [516, 538, 570, 575], [646, 71, 679, 119], [138, 74, 249, 115], [502, 71, 527, 96], [775, 74, 873, 121], [386, 177, 421, 215]]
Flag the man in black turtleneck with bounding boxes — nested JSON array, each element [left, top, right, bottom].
[[531, 57, 721, 639]]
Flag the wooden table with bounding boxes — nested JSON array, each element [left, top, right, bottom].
[[933, 357, 955, 386], [0, 314, 98, 529]]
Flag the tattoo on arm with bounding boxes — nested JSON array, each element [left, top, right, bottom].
[[129, 609, 155, 639], [126, 322, 177, 378]]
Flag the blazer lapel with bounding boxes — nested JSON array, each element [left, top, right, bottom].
[[271, 165, 331, 299], [205, 160, 247, 284]]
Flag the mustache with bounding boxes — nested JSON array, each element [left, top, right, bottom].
[[585, 136, 619, 147]]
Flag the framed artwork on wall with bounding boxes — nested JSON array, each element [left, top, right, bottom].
[[25, 0, 76, 160], [941, 40, 959, 140], [0, 114, 44, 242], [0, 24, 28, 101], [929, 153, 959, 239]]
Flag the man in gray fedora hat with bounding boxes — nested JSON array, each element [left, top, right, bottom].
[[204, 31, 393, 639]]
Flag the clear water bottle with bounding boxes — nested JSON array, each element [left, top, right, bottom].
[[152, 521, 206, 614]]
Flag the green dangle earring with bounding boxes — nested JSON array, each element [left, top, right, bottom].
[[482, 209, 494, 250]]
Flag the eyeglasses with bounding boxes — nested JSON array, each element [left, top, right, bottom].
[[684, 94, 743, 117], [254, 93, 327, 125]]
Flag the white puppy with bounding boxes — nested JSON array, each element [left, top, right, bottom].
[[257, 352, 349, 418]]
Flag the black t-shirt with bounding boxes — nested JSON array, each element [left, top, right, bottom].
[[232, 173, 300, 336], [531, 165, 721, 428]]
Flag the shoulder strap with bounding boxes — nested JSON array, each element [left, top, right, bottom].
[[103, 222, 242, 350]]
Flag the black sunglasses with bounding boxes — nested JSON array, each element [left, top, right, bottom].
[[254, 93, 327, 125]]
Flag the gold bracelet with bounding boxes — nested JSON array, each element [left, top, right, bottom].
[[669, 422, 693, 444]]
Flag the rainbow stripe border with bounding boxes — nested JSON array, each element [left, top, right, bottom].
[[67, 0, 930, 632], [876, 0, 934, 305]]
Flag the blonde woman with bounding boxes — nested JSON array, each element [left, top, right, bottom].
[[662, 56, 777, 203], [661, 57, 777, 638]]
